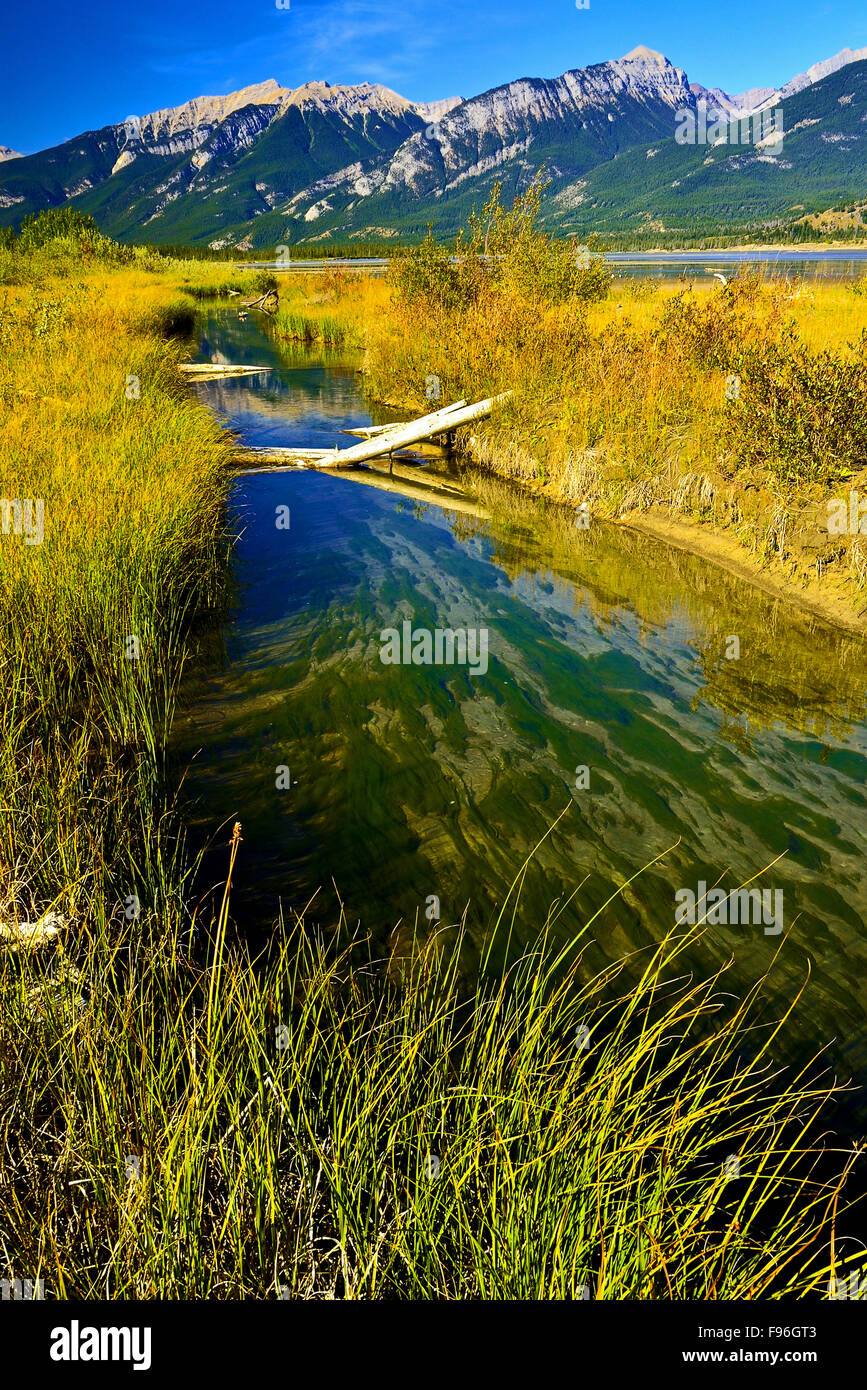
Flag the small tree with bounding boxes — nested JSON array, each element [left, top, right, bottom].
[[476, 173, 610, 303], [390, 174, 611, 312], [389, 226, 467, 312]]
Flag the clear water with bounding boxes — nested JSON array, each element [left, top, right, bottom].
[[606, 250, 867, 281], [177, 307, 867, 1135]]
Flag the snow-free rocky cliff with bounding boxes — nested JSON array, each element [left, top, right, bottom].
[[284, 47, 693, 222], [2, 43, 867, 243]]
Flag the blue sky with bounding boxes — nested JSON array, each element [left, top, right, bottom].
[[3, 0, 866, 153]]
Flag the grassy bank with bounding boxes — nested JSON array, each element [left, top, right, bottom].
[[3, 840, 863, 1298], [0, 221, 862, 1299], [0, 232, 274, 934]]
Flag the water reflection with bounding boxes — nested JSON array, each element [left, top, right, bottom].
[[177, 310, 867, 1130]]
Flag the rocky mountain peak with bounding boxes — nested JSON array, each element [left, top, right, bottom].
[[132, 80, 291, 143], [620, 47, 671, 68], [413, 96, 464, 124], [2, 39, 865, 249], [282, 81, 418, 119]]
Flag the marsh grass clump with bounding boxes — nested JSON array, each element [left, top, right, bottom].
[[182, 278, 247, 299], [274, 309, 354, 345], [0, 845, 860, 1300], [0, 249, 234, 934]]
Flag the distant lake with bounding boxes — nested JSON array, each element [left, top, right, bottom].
[[606, 249, 867, 280], [238, 249, 867, 280]]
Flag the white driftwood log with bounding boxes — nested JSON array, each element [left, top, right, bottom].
[[314, 393, 511, 468], [179, 364, 272, 379]]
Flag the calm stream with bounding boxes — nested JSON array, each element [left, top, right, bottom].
[[177, 306, 867, 1137]]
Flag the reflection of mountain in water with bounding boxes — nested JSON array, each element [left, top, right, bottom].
[[191, 309, 404, 447], [175, 314, 867, 1125]]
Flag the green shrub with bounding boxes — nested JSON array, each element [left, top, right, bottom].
[[131, 244, 167, 273], [7, 208, 133, 270], [726, 334, 867, 487], [389, 229, 470, 312], [250, 270, 279, 295], [389, 177, 610, 315], [655, 275, 783, 373]]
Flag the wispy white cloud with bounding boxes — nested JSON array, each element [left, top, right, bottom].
[[144, 0, 447, 98]]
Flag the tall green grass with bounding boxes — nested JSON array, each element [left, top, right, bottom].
[[0, 836, 859, 1299], [0, 261, 232, 938], [274, 307, 358, 346]]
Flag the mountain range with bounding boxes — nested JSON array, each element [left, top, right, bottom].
[[2, 44, 866, 246]]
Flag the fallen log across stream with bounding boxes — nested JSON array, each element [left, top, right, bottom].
[[232, 393, 511, 469], [339, 403, 467, 438]]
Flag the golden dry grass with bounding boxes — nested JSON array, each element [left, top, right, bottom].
[[301, 267, 867, 607]]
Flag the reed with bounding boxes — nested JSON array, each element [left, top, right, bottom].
[[0, 229, 861, 1301], [0, 246, 237, 963], [274, 306, 362, 347], [0, 833, 859, 1299]]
